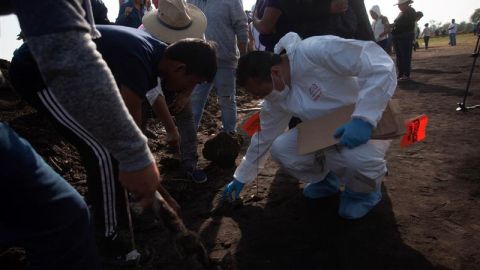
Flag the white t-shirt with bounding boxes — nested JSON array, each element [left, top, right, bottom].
[[448, 23, 457, 34]]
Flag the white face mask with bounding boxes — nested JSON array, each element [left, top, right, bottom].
[[264, 75, 290, 103]]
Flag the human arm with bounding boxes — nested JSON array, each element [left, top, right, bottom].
[[115, 3, 136, 26], [233, 102, 292, 184], [247, 24, 256, 52], [379, 17, 391, 38], [91, 0, 111, 25], [223, 102, 291, 200], [231, 0, 249, 56], [13, 0, 159, 207], [419, 28, 426, 38], [253, 6, 282, 35], [152, 96, 181, 148], [145, 84, 181, 148]]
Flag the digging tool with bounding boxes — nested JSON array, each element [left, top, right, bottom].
[[123, 189, 142, 263], [456, 34, 480, 112], [151, 191, 212, 269]]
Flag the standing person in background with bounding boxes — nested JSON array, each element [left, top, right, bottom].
[[188, 0, 248, 134], [420, 23, 431, 49], [251, 0, 291, 52], [448, 19, 458, 46], [116, 0, 145, 28], [392, 0, 416, 81], [412, 11, 423, 51], [369, 5, 390, 51]]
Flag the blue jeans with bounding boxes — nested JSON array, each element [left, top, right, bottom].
[[0, 123, 99, 270], [449, 33, 456, 46], [191, 67, 237, 133]]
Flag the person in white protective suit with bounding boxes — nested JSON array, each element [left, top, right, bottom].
[[223, 32, 397, 219]]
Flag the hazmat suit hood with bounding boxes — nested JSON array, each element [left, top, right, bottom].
[[274, 32, 302, 54], [370, 5, 381, 18]]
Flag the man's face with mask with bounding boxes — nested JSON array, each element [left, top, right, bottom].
[[245, 78, 273, 99], [244, 70, 287, 100]]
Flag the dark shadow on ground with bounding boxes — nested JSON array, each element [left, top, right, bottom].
[[226, 170, 446, 270], [411, 68, 461, 75], [398, 79, 467, 96]]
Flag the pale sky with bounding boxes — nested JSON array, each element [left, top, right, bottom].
[[0, 0, 478, 60]]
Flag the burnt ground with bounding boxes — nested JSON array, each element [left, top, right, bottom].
[[1, 35, 480, 270]]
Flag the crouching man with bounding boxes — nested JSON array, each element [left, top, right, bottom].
[[223, 32, 397, 219]]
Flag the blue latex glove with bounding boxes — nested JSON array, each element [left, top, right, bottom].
[[223, 179, 245, 201], [334, 118, 373, 149]]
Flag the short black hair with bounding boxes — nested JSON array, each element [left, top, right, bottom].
[[165, 39, 217, 83], [237, 51, 281, 87]]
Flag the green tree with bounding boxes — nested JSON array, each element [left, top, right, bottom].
[[471, 8, 480, 23]]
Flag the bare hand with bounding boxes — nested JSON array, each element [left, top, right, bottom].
[[125, 7, 133, 16], [330, 0, 348, 13], [166, 127, 181, 150], [119, 162, 161, 209]]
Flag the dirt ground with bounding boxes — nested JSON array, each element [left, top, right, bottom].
[[1, 35, 480, 270]]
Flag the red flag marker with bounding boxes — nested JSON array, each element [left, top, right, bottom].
[[400, 114, 428, 148], [242, 112, 261, 137]]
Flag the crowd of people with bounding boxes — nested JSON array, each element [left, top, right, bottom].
[[0, 0, 469, 269]]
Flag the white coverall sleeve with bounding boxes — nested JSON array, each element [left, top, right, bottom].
[[302, 38, 397, 126], [234, 101, 292, 184]]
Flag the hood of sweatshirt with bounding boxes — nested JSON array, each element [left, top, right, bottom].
[[370, 5, 381, 17]]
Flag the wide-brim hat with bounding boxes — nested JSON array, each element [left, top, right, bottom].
[[394, 0, 413, 5], [142, 0, 207, 44]]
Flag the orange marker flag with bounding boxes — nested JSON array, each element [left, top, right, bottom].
[[242, 112, 261, 137], [400, 114, 428, 148]]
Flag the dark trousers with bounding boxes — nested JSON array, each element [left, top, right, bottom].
[[424, 36, 430, 49], [393, 33, 414, 78], [376, 38, 389, 52], [0, 123, 100, 270], [9, 46, 127, 240]]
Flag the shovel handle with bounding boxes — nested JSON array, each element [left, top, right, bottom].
[[156, 185, 181, 215]]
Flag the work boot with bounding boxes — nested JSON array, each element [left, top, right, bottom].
[[338, 188, 382, 219], [303, 172, 340, 199]]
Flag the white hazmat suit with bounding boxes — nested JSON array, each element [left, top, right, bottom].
[[234, 32, 397, 197]]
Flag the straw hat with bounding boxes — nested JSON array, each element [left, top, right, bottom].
[[394, 0, 413, 5], [142, 0, 207, 44]]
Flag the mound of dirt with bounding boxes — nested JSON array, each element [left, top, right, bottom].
[[202, 132, 243, 168]]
